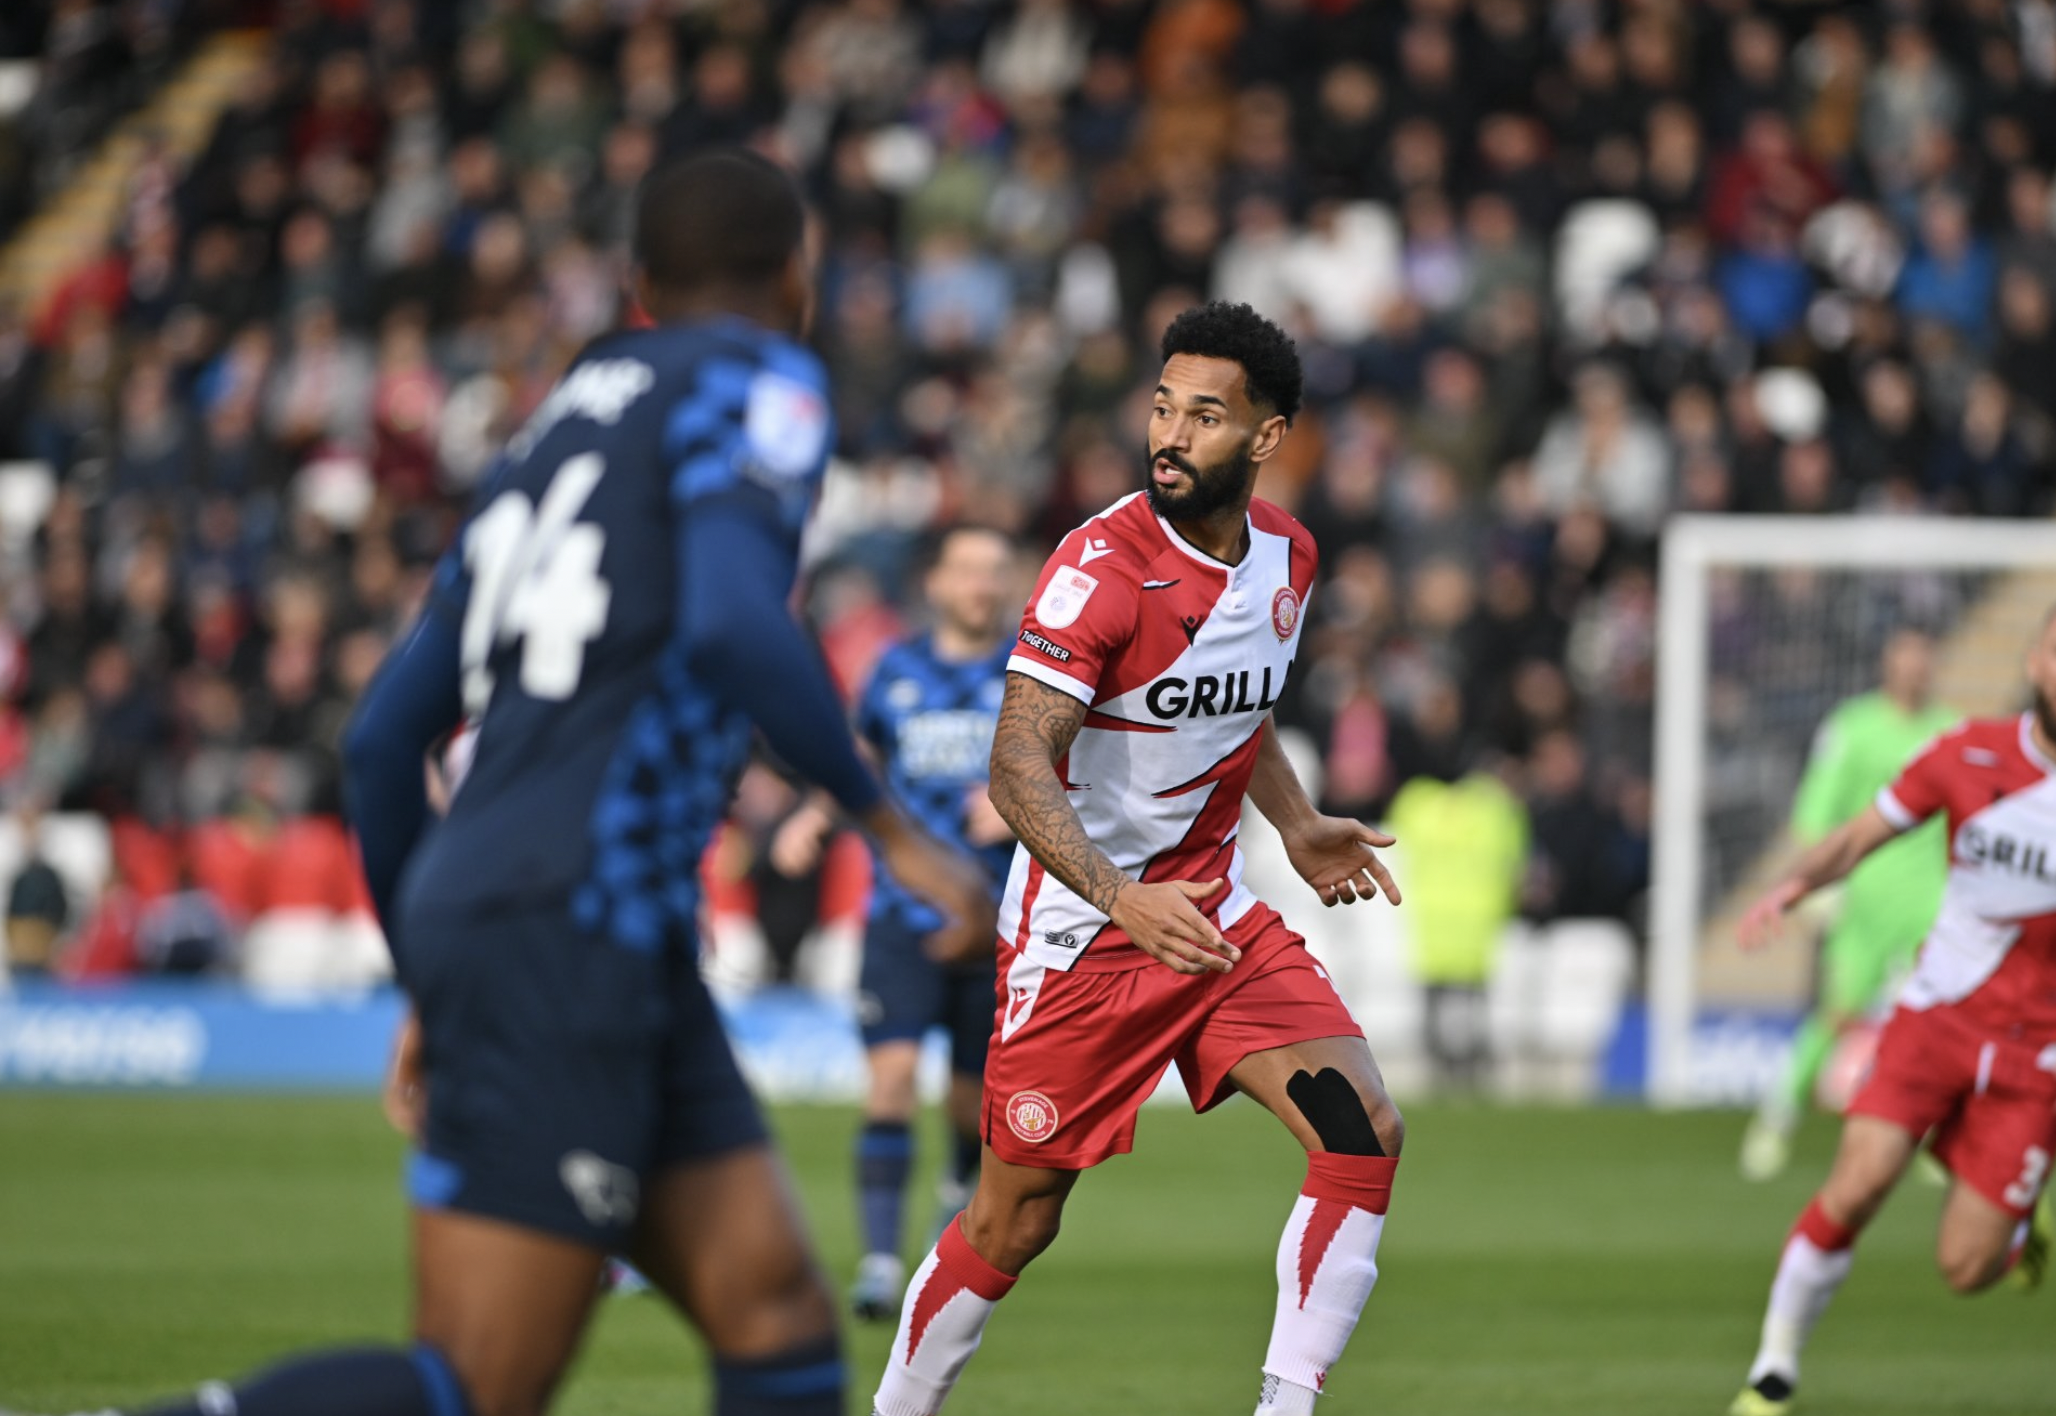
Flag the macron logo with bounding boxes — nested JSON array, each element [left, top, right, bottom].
[[1079, 537, 1113, 566]]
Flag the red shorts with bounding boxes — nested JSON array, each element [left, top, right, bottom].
[[1848, 1004, 2056, 1218], [981, 902, 1363, 1169]]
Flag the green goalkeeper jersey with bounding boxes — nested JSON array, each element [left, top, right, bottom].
[[1790, 692, 1958, 968]]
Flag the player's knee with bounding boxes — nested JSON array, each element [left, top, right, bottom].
[[866, 1057, 921, 1118], [704, 1250, 838, 1355], [1936, 1237, 2008, 1295], [1372, 1098, 1405, 1157], [1286, 1067, 1401, 1157], [1938, 1248, 2000, 1294], [964, 1197, 1063, 1272]]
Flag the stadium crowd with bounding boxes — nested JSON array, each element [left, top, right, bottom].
[[3, 0, 2054, 985]]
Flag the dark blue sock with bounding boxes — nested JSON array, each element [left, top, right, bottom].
[[951, 1128, 982, 1187], [856, 1120, 913, 1257], [135, 1344, 468, 1416], [714, 1333, 842, 1416]]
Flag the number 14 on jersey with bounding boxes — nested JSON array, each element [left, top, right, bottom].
[[460, 453, 614, 717]]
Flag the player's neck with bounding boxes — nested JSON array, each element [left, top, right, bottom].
[[640, 285, 795, 335], [1167, 504, 1251, 566], [933, 623, 1001, 662]]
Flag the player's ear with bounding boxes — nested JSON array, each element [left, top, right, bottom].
[[1248, 412, 1290, 465], [781, 246, 814, 339]]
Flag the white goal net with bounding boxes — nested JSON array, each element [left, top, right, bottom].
[[1649, 516, 2056, 1105]]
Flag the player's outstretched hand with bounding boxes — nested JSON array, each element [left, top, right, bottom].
[[1110, 878, 1240, 976], [1738, 879, 1807, 952], [383, 1006, 425, 1142], [1285, 815, 1403, 909], [867, 802, 999, 964]]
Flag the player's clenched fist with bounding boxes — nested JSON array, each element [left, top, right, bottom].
[[1110, 877, 1241, 975], [1737, 879, 1808, 952], [382, 1007, 425, 1142], [867, 801, 1000, 963]]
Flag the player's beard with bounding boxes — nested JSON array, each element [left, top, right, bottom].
[[2036, 682, 2056, 746], [1145, 440, 1253, 523]]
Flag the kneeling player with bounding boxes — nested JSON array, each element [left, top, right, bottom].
[[82, 153, 991, 1416], [1726, 610, 2056, 1416], [870, 304, 1406, 1416]]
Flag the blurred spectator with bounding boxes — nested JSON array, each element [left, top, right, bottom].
[[1896, 189, 1997, 343], [5, 808, 69, 976], [1387, 756, 1528, 1092], [1521, 730, 1634, 925], [1531, 364, 1672, 536], [133, 865, 235, 975], [0, 0, 2046, 1000]]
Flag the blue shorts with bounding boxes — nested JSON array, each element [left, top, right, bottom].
[[401, 905, 767, 1251], [857, 913, 997, 1077]]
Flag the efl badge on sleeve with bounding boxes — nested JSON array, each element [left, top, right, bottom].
[[743, 371, 829, 480], [1271, 586, 1301, 641], [1035, 567, 1099, 630]]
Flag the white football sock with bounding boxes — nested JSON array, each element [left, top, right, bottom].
[[1748, 1199, 1857, 1387], [872, 1215, 1014, 1416], [1259, 1153, 1396, 1407]]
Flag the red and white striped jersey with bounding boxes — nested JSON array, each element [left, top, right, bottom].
[[999, 492, 1317, 973], [1877, 713, 2056, 1041]]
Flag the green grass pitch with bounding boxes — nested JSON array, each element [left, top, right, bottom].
[[0, 1094, 2048, 1414]]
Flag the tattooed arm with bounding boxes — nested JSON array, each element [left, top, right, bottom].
[[987, 671, 1241, 976]]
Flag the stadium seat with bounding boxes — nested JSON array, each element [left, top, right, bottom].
[[1529, 919, 1638, 1096]]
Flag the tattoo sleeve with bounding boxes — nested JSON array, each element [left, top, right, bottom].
[[987, 672, 1132, 917]]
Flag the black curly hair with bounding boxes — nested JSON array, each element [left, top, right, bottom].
[[1159, 301, 1303, 424]]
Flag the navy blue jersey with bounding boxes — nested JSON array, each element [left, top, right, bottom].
[[854, 635, 1013, 927], [394, 317, 844, 951]]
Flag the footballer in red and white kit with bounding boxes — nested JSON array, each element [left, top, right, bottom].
[[872, 304, 1407, 1416], [994, 489, 1343, 1162], [1726, 612, 2056, 1416]]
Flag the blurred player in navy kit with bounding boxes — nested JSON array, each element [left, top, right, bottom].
[[804, 527, 1018, 1319], [93, 151, 992, 1416]]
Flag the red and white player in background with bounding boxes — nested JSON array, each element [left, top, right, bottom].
[[869, 303, 1406, 1416], [1726, 610, 2056, 1416]]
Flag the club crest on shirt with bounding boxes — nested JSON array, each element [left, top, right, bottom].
[[1006, 1089, 1061, 1144], [1271, 586, 1301, 641], [1036, 567, 1099, 630]]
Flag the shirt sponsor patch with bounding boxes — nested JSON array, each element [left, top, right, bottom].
[[1018, 629, 1072, 663], [1034, 567, 1098, 630]]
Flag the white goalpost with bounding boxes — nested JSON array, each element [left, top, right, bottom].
[[1649, 515, 2056, 1106]]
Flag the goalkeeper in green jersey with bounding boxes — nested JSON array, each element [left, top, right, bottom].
[[1739, 628, 1957, 1182]]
